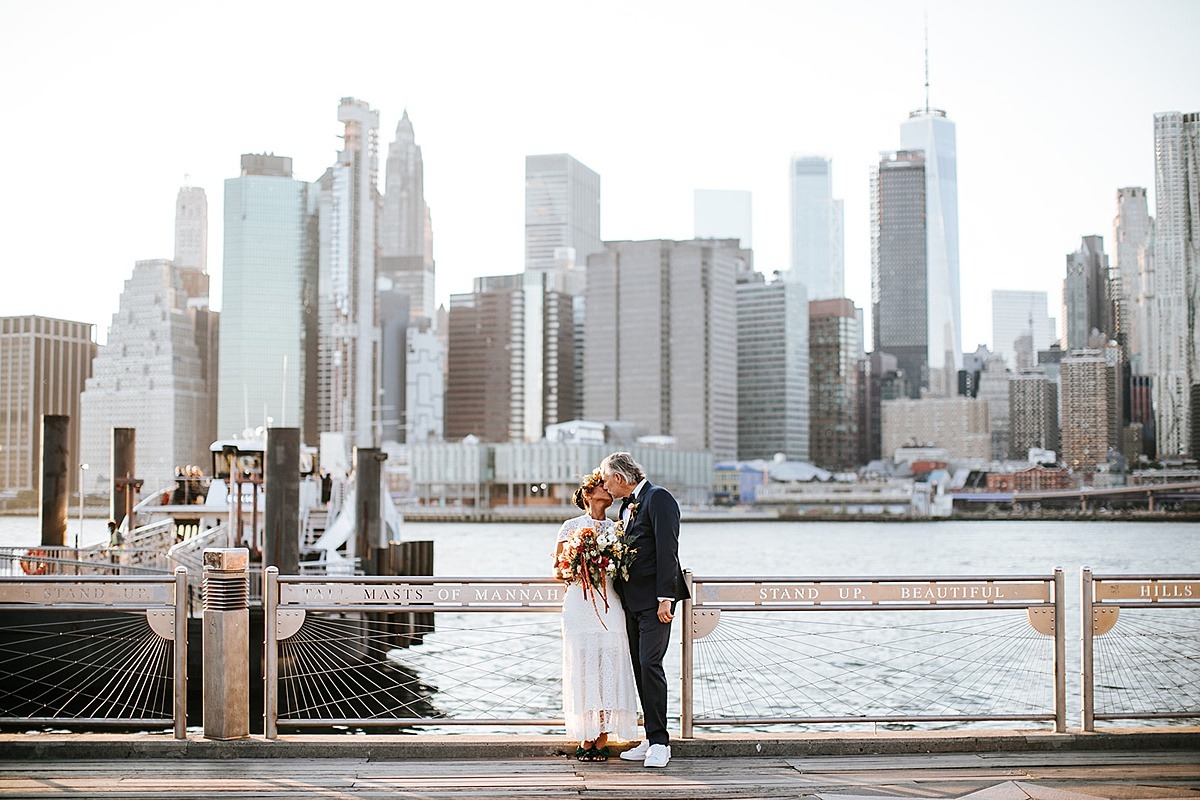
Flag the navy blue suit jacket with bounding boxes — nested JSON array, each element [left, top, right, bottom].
[[616, 481, 690, 612]]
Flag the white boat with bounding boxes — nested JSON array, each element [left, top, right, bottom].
[[116, 437, 401, 584]]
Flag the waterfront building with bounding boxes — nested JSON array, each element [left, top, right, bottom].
[[809, 298, 862, 470], [445, 272, 575, 443], [900, 102, 962, 396], [991, 290, 1053, 371], [1113, 187, 1154, 374], [976, 354, 1011, 461], [315, 98, 381, 448], [1060, 348, 1120, 471], [218, 154, 315, 441], [525, 154, 602, 424], [407, 439, 712, 507], [1008, 368, 1060, 459], [880, 395, 990, 462], [789, 156, 844, 299], [694, 189, 752, 248], [585, 239, 744, 460], [381, 110, 436, 323], [871, 150, 929, 398], [80, 259, 216, 492], [1151, 111, 1200, 458], [1062, 235, 1114, 351], [735, 274, 809, 462], [0, 316, 96, 497]]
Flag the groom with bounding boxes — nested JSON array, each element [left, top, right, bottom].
[[600, 452, 689, 768]]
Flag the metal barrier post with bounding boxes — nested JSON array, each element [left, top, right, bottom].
[[264, 566, 279, 740], [1052, 566, 1066, 732], [173, 565, 188, 739], [1081, 566, 1095, 732], [681, 569, 694, 739], [202, 547, 250, 740]]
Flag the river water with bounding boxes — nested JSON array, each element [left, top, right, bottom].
[[5, 516, 1194, 577]]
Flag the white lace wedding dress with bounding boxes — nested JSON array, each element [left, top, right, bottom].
[[557, 514, 640, 742]]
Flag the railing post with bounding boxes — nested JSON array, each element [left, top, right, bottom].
[[1052, 566, 1066, 732], [1081, 566, 1095, 732], [173, 565, 188, 740], [264, 566, 279, 740], [681, 569, 694, 739], [202, 547, 250, 740]]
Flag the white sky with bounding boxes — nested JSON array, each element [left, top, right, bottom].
[[2, 0, 1197, 351]]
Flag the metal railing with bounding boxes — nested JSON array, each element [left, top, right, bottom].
[[682, 571, 1066, 734], [0, 546, 172, 578], [263, 570, 564, 738], [262, 570, 1067, 737], [0, 568, 189, 738], [1081, 569, 1200, 730], [6, 568, 1195, 739]]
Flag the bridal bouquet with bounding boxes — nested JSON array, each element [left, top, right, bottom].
[[555, 521, 635, 618]]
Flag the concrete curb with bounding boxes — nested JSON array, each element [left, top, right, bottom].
[[2, 728, 1198, 761]]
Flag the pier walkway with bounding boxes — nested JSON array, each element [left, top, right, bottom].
[[2, 730, 1197, 799]]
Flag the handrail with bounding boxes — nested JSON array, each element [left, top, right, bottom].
[[1081, 569, 1200, 730]]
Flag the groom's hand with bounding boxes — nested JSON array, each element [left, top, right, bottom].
[[657, 599, 673, 623]]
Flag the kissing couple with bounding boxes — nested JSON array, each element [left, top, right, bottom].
[[552, 452, 690, 767]]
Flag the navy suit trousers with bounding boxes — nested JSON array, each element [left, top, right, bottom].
[[626, 605, 673, 745]]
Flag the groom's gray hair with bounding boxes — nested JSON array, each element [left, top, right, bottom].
[[601, 452, 645, 484]]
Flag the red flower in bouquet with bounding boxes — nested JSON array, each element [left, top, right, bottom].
[[555, 521, 635, 625]]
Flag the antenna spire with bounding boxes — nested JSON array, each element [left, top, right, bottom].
[[923, 11, 930, 112]]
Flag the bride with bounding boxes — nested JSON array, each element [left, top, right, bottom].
[[554, 471, 639, 762]]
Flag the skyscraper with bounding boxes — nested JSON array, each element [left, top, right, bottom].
[[900, 104, 961, 394], [789, 156, 844, 300], [0, 316, 95, 496], [445, 273, 575, 444], [174, 185, 207, 272], [1060, 349, 1114, 471], [1151, 111, 1200, 458], [379, 111, 441, 445], [1113, 187, 1153, 374], [991, 290, 1053, 371], [316, 98, 381, 447], [446, 275, 524, 443], [871, 150, 928, 398], [695, 189, 752, 248], [1009, 369, 1060, 459], [381, 110, 435, 322], [524, 154, 601, 428], [525, 154, 602, 279], [1062, 235, 1114, 351], [809, 298, 862, 470], [80, 259, 215, 492], [736, 275, 808, 462], [976, 353, 1011, 461], [219, 154, 314, 441], [585, 239, 744, 460]]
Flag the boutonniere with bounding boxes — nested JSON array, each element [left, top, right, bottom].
[[626, 502, 639, 519]]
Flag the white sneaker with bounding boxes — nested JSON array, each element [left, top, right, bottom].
[[643, 743, 671, 768], [619, 740, 650, 761]]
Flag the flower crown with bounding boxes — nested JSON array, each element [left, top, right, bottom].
[[580, 470, 605, 493]]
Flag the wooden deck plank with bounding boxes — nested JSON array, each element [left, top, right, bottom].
[[0, 752, 1197, 800]]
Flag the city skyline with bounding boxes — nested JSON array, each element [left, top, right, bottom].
[[1, 1, 1197, 353]]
